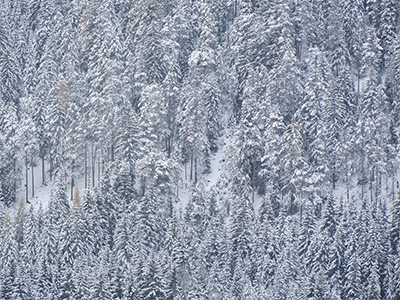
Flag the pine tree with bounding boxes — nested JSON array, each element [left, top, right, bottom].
[[343, 221, 363, 298], [58, 196, 90, 299], [280, 119, 308, 214], [230, 183, 255, 284], [325, 206, 346, 298], [178, 72, 209, 182], [260, 103, 285, 206], [266, 1, 303, 122], [267, 214, 301, 299], [0, 98, 19, 205], [90, 248, 113, 300], [0, 212, 20, 299], [235, 67, 268, 203], [390, 192, 400, 254], [299, 47, 330, 194], [378, 0, 398, 64], [140, 252, 168, 300], [111, 208, 136, 299], [0, 14, 22, 109]]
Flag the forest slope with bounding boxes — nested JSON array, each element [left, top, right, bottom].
[[1, 0, 400, 299]]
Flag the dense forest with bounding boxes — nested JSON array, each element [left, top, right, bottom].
[[1, 0, 400, 298]]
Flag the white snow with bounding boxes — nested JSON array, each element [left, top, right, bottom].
[[204, 136, 232, 193], [15, 160, 86, 212]]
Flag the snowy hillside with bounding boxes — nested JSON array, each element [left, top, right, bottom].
[[1, 0, 400, 299]]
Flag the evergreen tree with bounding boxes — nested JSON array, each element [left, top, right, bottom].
[[280, 119, 308, 214], [0, 13, 22, 109], [0, 98, 19, 205]]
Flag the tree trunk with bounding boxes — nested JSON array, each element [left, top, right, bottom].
[[357, 60, 361, 95], [252, 151, 256, 204], [392, 172, 395, 203], [85, 144, 88, 189], [185, 162, 187, 188], [360, 122, 365, 202], [25, 151, 29, 203], [194, 155, 198, 183], [92, 145, 96, 188], [31, 154, 34, 198], [102, 157, 105, 180], [300, 203, 303, 226], [49, 154, 53, 181], [13, 159, 17, 202], [346, 152, 349, 202], [375, 168, 379, 203], [234, 0, 238, 18], [142, 176, 146, 196], [190, 151, 193, 182], [370, 168, 374, 204], [71, 177, 74, 202], [386, 171, 389, 195], [42, 156, 45, 185], [332, 157, 336, 191], [361, 158, 365, 203], [71, 160, 74, 201], [98, 155, 101, 186]]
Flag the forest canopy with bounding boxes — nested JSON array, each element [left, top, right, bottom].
[[0, 0, 400, 299]]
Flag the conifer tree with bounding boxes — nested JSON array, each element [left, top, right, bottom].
[[280, 119, 308, 214]]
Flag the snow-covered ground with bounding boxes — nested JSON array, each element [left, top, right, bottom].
[[16, 162, 52, 209], [15, 161, 86, 212], [204, 136, 232, 193]]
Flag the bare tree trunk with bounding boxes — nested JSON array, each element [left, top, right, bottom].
[[386, 171, 389, 195], [190, 151, 193, 182], [85, 144, 88, 189], [194, 155, 198, 183], [142, 176, 146, 196], [102, 157, 105, 180], [25, 151, 29, 203], [357, 60, 361, 95], [185, 162, 187, 188], [252, 151, 256, 204], [300, 203, 303, 226], [71, 177, 74, 202], [31, 154, 34, 198], [49, 154, 53, 181], [42, 156, 45, 185], [360, 126, 365, 202], [392, 172, 395, 203], [370, 168, 374, 204], [71, 160, 74, 201], [13, 159, 17, 202], [332, 156, 336, 191], [234, 0, 238, 17], [92, 145, 96, 188], [376, 168, 380, 202], [361, 166, 365, 203], [98, 154, 101, 186], [346, 153, 349, 202]]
